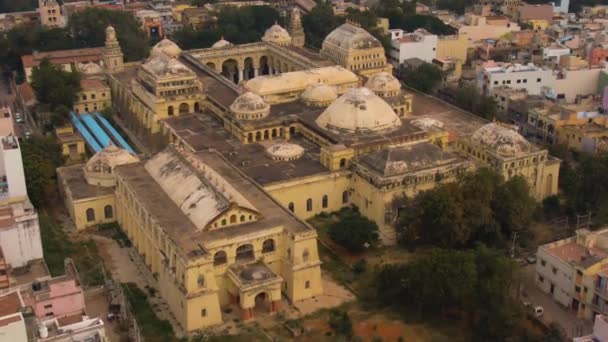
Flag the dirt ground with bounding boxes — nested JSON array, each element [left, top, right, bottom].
[[84, 288, 125, 342], [294, 274, 355, 316]]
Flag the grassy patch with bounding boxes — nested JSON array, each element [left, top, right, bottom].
[[97, 222, 132, 247], [121, 282, 175, 342], [39, 215, 104, 286]]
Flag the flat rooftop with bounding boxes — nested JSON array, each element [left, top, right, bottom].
[[547, 241, 608, 269], [163, 114, 329, 185], [56, 166, 114, 201]]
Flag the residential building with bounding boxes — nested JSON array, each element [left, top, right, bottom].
[[0, 290, 28, 342], [0, 248, 9, 290], [73, 79, 111, 114], [536, 228, 608, 320], [543, 44, 570, 63], [21, 48, 104, 82], [0, 136, 43, 269], [388, 29, 438, 66], [518, 3, 553, 22], [181, 7, 215, 29], [452, 14, 521, 44], [588, 42, 608, 67], [553, 0, 569, 13], [0, 11, 39, 32], [38, 0, 65, 28], [477, 61, 553, 96], [38, 316, 106, 342], [492, 86, 529, 113], [0, 106, 15, 137], [574, 314, 608, 342], [436, 33, 468, 66], [552, 66, 606, 103], [134, 9, 163, 39]]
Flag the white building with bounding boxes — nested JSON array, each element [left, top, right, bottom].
[[38, 316, 106, 342], [0, 136, 43, 269], [388, 29, 438, 66], [0, 291, 28, 342], [552, 67, 607, 102], [543, 44, 570, 63], [574, 314, 608, 342], [554, 0, 569, 13], [477, 61, 553, 96]]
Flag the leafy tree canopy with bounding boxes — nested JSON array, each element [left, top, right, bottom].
[[398, 168, 537, 249], [31, 58, 81, 112], [328, 207, 379, 252], [302, 2, 343, 49], [400, 62, 444, 93], [450, 84, 499, 120], [20, 136, 63, 208], [0, 0, 37, 13]]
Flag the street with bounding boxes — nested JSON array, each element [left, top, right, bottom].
[[0, 73, 31, 138]]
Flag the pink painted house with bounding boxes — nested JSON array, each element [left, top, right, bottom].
[[589, 44, 608, 66], [21, 259, 85, 319]]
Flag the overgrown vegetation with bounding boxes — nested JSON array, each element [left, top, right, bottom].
[[449, 84, 499, 120], [374, 245, 548, 341], [174, 5, 281, 49], [398, 168, 537, 249], [20, 136, 63, 208], [31, 58, 81, 126], [399, 62, 444, 93], [121, 282, 175, 342], [97, 222, 132, 247], [373, 0, 457, 35], [328, 207, 379, 253], [39, 215, 105, 286], [0, 0, 37, 12]]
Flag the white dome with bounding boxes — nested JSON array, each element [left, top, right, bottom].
[[315, 87, 402, 134], [142, 53, 193, 78], [84, 144, 139, 187], [365, 72, 401, 95], [230, 92, 270, 120], [212, 37, 233, 48], [151, 38, 182, 58], [300, 83, 337, 106], [262, 23, 291, 45], [265, 142, 304, 161], [470, 123, 531, 157]]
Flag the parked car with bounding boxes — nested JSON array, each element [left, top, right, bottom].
[[533, 306, 544, 317], [15, 113, 23, 123], [24, 131, 31, 139]]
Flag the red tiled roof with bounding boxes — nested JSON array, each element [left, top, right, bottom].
[[0, 314, 22, 327], [21, 47, 104, 68], [80, 79, 108, 91], [0, 291, 23, 317]]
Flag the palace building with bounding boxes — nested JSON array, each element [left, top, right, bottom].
[[57, 17, 561, 332]]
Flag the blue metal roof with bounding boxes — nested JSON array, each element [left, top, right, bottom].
[[71, 113, 102, 153], [94, 113, 136, 155]]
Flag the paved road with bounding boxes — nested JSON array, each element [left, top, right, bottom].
[[0, 75, 32, 138], [520, 264, 593, 338]]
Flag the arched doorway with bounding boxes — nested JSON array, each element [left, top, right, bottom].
[[244, 57, 254, 80], [194, 102, 200, 113], [259, 56, 269, 75], [206, 62, 216, 71], [254, 292, 271, 313], [221, 59, 239, 83], [179, 103, 189, 114]]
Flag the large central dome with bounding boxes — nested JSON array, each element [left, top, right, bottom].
[[323, 23, 382, 51], [315, 87, 402, 134], [470, 123, 531, 156]]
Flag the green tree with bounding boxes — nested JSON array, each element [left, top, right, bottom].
[[493, 176, 537, 240], [31, 58, 81, 111], [401, 62, 443, 93], [328, 309, 353, 338], [302, 2, 343, 48], [68, 8, 149, 62], [0, 0, 37, 13], [328, 208, 379, 252], [452, 85, 499, 120], [20, 137, 63, 208]]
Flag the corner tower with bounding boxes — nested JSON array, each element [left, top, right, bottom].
[[288, 7, 305, 48], [103, 26, 124, 73]]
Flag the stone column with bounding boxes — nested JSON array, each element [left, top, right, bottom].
[[268, 65, 274, 75], [254, 68, 259, 77], [238, 68, 244, 83]]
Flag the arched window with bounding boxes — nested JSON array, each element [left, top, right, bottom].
[[104, 205, 113, 219], [342, 191, 349, 204], [302, 249, 310, 262], [197, 275, 205, 287], [322, 195, 328, 209], [86, 208, 95, 222], [213, 251, 227, 266], [306, 199, 312, 212], [221, 219, 227, 226], [339, 158, 346, 168], [288, 202, 294, 212], [240, 215, 245, 222], [230, 215, 237, 224], [236, 244, 255, 262], [168, 106, 174, 116], [262, 239, 275, 253]]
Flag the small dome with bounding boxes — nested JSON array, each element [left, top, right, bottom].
[[300, 83, 337, 107], [262, 23, 291, 46], [365, 72, 401, 96], [230, 92, 270, 120], [151, 38, 182, 58], [84, 144, 139, 187], [105, 26, 116, 41], [212, 37, 233, 48], [79, 63, 104, 75], [266, 142, 304, 161], [323, 23, 382, 51], [470, 123, 531, 157], [142, 53, 193, 77], [316, 87, 402, 134]]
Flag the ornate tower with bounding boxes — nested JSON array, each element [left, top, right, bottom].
[[103, 26, 124, 73], [288, 7, 305, 48], [38, 0, 64, 28]]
